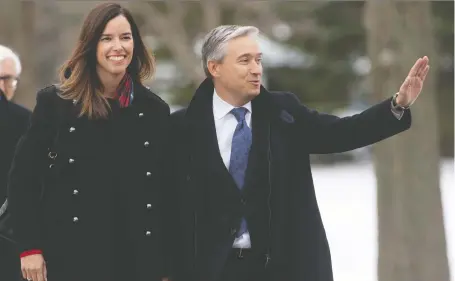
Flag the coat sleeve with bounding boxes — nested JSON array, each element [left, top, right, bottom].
[[282, 92, 412, 154], [7, 86, 57, 253]]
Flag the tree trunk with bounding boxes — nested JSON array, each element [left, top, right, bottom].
[[0, 0, 22, 48], [364, 1, 450, 281], [0, 1, 36, 109], [34, 1, 62, 87], [15, 1, 36, 110]]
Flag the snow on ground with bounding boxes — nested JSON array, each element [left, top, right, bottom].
[[312, 159, 454, 281]]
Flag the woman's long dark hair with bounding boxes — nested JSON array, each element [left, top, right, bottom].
[[58, 3, 155, 119]]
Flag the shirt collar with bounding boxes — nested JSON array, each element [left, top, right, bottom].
[[213, 89, 252, 120]]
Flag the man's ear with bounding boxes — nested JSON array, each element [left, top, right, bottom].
[[207, 60, 221, 78]]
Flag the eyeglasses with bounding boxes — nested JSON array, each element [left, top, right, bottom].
[[0, 75, 19, 88]]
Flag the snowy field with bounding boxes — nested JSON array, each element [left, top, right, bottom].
[[312, 159, 454, 281]]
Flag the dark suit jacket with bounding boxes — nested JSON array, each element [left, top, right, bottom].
[[0, 94, 31, 203], [0, 94, 31, 281], [168, 78, 412, 281]]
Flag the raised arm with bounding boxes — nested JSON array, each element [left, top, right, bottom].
[[287, 56, 429, 154]]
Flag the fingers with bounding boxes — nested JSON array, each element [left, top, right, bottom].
[[408, 58, 422, 77], [21, 259, 46, 281], [420, 65, 430, 81], [25, 268, 35, 281], [21, 267, 28, 280], [24, 268, 45, 281], [31, 269, 39, 281], [416, 57, 429, 77], [409, 56, 429, 77], [37, 264, 46, 281], [43, 262, 48, 281], [22, 265, 33, 281]]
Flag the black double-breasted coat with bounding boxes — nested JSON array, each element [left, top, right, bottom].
[[168, 78, 412, 281], [7, 83, 171, 281]]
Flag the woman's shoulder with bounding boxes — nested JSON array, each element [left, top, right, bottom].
[[36, 84, 67, 103], [36, 84, 59, 100], [35, 84, 73, 111]]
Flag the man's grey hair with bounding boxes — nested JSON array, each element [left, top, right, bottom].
[[201, 25, 259, 77], [0, 45, 22, 75]]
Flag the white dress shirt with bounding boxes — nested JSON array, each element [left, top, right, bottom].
[[213, 89, 252, 248]]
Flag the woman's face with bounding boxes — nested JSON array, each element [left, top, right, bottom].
[[96, 15, 134, 78]]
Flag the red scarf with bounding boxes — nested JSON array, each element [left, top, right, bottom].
[[115, 73, 134, 107]]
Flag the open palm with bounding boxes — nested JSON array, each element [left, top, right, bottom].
[[396, 56, 430, 107]]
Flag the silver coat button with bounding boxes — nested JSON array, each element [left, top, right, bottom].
[[72, 99, 77, 105], [69, 158, 75, 164], [144, 141, 150, 147], [145, 231, 151, 236], [147, 204, 152, 209], [73, 217, 79, 223], [69, 127, 76, 132], [146, 172, 152, 177], [73, 189, 79, 195], [138, 113, 144, 118], [48, 152, 57, 159]]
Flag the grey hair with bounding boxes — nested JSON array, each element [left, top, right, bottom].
[[0, 45, 22, 75], [201, 25, 259, 77]]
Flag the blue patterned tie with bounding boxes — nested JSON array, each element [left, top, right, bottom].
[[229, 107, 252, 237]]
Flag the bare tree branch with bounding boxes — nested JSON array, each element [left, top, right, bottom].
[[134, 2, 205, 85], [143, 2, 169, 35], [233, 2, 328, 39], [165, 0, 187, 26], [133, 1, 330, 88], [201, 0, 221, 32]]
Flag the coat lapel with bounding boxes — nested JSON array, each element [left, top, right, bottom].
[[184, 78, 295, 195], [185, 79, 238, 190]]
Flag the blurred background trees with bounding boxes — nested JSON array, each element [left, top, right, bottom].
[[365, 1, 450, 281], [1, 1, 451, 157]]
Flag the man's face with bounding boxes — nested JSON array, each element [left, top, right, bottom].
[[211, 35, 263, 103], [0, 58, 19, 101]]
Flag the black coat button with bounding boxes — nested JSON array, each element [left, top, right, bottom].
[[230, 228, 237, 236]]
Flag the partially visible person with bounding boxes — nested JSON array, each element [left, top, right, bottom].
[[0, 45, 30, 206], [7, 3, 171, 281], [0, 45, 30, 281]]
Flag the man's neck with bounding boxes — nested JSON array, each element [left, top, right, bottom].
[[214, 85, 251, 107]]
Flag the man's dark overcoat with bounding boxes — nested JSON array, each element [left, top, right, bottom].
[[168, 78, 411, 281], [0, 94, 31, 281]]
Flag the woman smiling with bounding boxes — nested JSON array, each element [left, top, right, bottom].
[[7, 3, 171, 281]]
